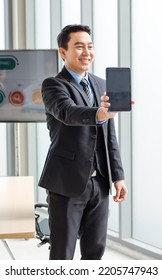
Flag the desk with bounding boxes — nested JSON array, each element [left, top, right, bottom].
[[0, 176, 35, 239]]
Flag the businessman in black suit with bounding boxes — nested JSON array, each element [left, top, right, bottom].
[[39, 24, 128, 260]]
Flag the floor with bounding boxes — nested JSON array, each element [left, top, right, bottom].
[[0, 238, 134, 260]]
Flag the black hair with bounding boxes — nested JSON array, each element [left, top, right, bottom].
[[57, 24, 91, 50]]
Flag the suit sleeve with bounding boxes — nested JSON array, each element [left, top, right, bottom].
[[41, 77, 99, 126], [107, 119, 125, 182]]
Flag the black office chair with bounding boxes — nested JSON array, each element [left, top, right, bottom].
[[35, 203, 50, 248]]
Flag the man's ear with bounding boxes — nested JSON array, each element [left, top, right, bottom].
[[59, 48, 66, 61]]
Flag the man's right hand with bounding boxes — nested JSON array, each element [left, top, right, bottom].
[[97, 92, 117, 121], [97, 107, 117, 121]]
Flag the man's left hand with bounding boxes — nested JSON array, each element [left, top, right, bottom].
[[113, 180, 128, 202]]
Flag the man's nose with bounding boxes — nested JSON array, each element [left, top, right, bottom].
[[82, 47, 89, 55]]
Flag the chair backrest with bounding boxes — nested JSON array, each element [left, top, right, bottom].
[[0, 176, 36, 239]]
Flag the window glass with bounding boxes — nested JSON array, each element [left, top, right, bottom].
[[132, 0, 162, 248], [93, 0, 119, 233]]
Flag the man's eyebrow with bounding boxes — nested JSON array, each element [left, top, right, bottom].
[[74, 41, 93, 46]]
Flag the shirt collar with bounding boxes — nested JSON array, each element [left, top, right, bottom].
[[65, 67, 89, 85]]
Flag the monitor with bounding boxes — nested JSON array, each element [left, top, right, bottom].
[[0, 49, 58, 122]]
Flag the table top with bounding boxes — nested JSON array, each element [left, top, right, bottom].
[[0, 176, 36, 239]]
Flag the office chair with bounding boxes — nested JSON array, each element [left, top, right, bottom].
[[35, 203, 50, 248]]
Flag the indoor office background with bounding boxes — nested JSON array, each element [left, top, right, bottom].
[[0, 0, 162, 259]]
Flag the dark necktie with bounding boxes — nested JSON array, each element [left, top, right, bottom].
[[80, 78, 93, 106]]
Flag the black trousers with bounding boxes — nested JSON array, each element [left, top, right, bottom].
[[48, 174, 109, 260]]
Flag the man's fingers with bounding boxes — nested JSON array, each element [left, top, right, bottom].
[[101, 101, 110, 108], [101, 92, 109, 102]]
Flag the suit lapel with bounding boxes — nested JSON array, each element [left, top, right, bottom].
[[60, 67, 90, 105], [88, 74, 101, 106]]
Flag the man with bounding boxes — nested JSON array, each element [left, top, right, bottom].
[[39, 24, 127, 260]]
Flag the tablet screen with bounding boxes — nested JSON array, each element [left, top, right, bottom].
[[106, 67, 131, 111]]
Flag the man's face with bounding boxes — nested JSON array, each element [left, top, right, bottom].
[[59, 31, 95, 76]]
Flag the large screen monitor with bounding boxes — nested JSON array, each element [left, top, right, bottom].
[[0, 49, 58, 122]]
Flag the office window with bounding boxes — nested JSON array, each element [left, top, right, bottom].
[[93, 0, 118, 78], [132, 0, 162, 248], [0, 0, 5, 48], [93, 0, 119, 233], [35, 0, 51, 48], [61, 0, 81, 26]]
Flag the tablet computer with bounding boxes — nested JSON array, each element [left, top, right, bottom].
[[106, 67, 131, 111]]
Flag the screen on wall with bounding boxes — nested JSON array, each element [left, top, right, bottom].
[[0, 49, 58, 122]]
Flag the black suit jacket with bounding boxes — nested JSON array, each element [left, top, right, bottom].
[[38, 67, 124, 197]]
